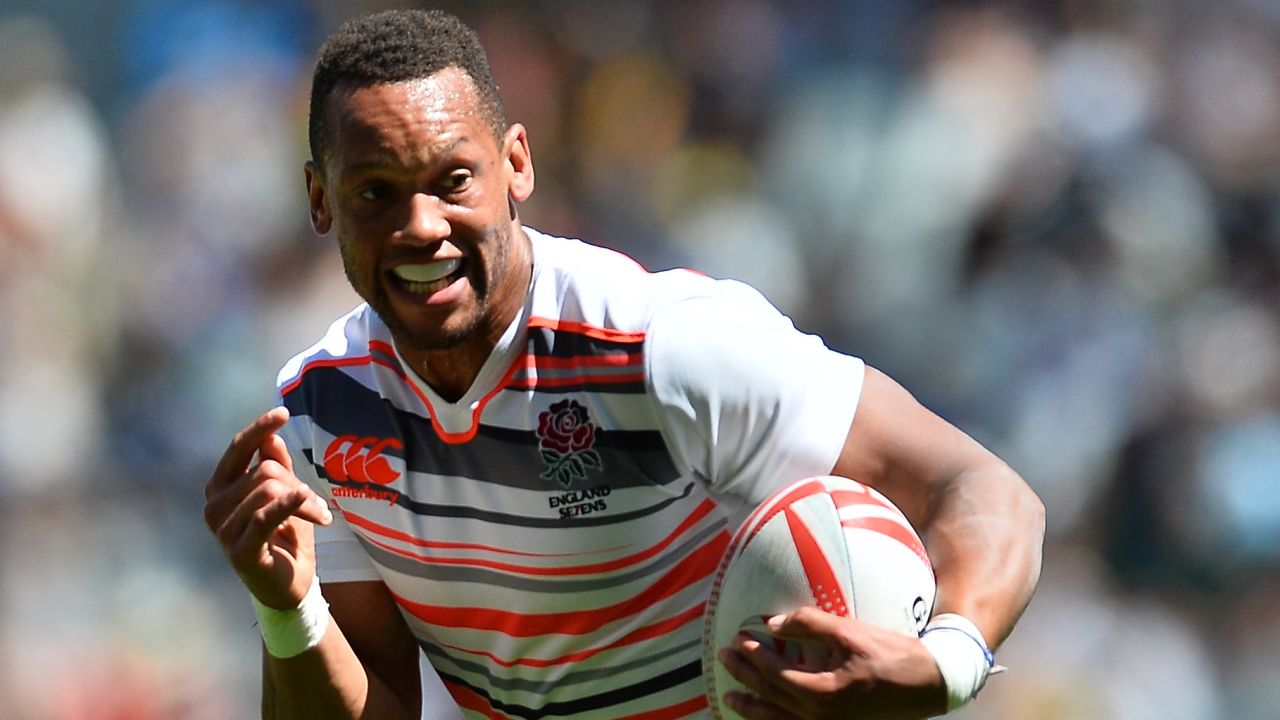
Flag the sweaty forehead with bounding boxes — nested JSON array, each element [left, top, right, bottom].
[[325, 69, 491, 168]]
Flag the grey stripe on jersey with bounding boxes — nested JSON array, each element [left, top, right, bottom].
[[354, 520, 728, 592]]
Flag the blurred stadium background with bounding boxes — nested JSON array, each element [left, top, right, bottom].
[[2, 0, 1279, 717]]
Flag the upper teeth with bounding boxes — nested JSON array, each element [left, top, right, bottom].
[[392, 259, 460, 283]]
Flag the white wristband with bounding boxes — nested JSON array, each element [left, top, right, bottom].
[[252, 575, 330, 659], [920, 613, 1002, 712]]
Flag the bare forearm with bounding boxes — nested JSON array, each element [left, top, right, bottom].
[[261, 622, 417, 720], [923, 462, 1045, 647]]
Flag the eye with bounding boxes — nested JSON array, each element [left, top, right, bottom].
[[356, 183, 394, 203], [440, 170, 473, 193]]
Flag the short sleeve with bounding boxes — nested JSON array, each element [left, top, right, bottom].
[[277, 408, 382, 583], [646, 281, 864, 503]]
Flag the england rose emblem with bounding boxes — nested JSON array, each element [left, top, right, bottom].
[[536, 399, 602, 488]]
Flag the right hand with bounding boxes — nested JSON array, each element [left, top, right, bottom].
[[203, 407, 333, 609]]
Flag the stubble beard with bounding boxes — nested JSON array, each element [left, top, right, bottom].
[[339, 225, 509, 354]]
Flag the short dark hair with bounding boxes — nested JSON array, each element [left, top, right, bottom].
[[307, 9, 507, 167]]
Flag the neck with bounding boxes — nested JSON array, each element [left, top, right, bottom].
[[411, 344, 495, 404]]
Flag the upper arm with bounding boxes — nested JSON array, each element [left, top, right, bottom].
[[831, 365, 1012, 529], [323, 580, 423, 717], [646, 281, 862, 500], [836, 366, 1046, 644]]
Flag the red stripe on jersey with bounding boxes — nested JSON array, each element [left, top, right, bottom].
[[394, 530, 730, 636], [443, 681, 513, 720], [278, 355, 373, 397], [520, 353, 642, 369], [343, 499, 720, 574], [437, 603, 706, 668], [841, 516, 932, 571], [527, 316, 646, 344], [785, 506, 851, 618]]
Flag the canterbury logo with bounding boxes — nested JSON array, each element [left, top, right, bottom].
[[322, 435, 404, 485]]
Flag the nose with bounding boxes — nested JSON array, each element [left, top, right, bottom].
[[396, 192, 450, 245]]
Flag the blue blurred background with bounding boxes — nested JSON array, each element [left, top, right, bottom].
[[2, 1, 1279, 718]]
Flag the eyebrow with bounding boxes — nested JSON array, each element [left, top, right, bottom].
[[341, 137, 475, 173]]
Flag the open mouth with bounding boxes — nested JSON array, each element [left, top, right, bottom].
[[388, 258, 467, 295]]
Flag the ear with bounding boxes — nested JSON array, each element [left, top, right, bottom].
[[502, 123, 535, 204], [304, 161, 333, 235]]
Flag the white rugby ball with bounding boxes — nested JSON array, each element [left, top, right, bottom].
[[702, 475, 936, 717]]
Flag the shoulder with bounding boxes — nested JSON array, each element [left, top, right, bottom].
[[275, 303, 380, 397], [526, 227, 718, 334], [530, 229, 652, 279], [645, 277, 865, 415]]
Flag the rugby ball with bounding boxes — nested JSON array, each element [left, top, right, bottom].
[[702, 475, 936, 717]]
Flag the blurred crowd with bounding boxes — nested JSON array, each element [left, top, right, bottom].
[[1, 0, 1279, 717]]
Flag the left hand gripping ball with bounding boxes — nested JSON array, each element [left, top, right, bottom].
[[702, 476, 937, 718]]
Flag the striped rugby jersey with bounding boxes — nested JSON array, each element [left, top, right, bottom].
[[276, 228, 864, 719]]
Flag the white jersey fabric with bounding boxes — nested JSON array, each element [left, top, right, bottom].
[[276, 228, 864, 719]]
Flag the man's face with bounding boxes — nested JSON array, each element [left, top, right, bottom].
[[306, 69, 533, 354]]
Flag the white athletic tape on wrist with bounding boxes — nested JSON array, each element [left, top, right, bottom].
[[920, 613, 1002, 712], [252, 575, 330, 659]]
